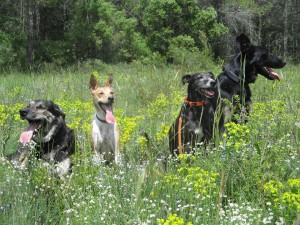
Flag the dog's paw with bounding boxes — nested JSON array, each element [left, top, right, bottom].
[[56, 158, 71, 179], [92, 154, 106, 166]]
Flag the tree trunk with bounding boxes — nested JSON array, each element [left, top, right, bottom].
[[27, 0, 34, 64], [283, 0, 290, 60], [35, 2, 40, 40], [20, 0, 25, 31]]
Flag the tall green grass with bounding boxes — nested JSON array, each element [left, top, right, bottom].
[[0, 62, 299, 224]]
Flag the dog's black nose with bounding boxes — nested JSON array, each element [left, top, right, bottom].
[[19, 108, 29, 118], [108, 96, 114, 103], [211, 80, 217, 86]]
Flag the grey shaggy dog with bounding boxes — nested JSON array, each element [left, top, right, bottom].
[[169, 72, 216, 156], [7, 100, 75, 178]]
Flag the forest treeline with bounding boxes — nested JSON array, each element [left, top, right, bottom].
[[0, 0, 299, 69]]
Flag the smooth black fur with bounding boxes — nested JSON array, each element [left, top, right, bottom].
[[216, 33, 286, 128], [7, 100, 75, 175], [169, 72, 216, 156]]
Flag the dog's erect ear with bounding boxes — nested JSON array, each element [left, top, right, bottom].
[[105, 76, 113, 87], [182, 75, 191, 85], [89, 75, 99, 91], [236, 33, 251, 53]]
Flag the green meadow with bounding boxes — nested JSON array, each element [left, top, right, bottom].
[[0, 62, 299, 224]]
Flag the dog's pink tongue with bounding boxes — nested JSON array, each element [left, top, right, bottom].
[[19, 123, 38, 145], [271, 71, 280, 81], [267, 67, 280, 81], [106, 110, 115, 124], [103, 105, 115, 124]]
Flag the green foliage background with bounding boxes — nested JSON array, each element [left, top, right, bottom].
[[2, 0, 299, 68]]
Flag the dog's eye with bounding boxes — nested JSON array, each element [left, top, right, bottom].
[[36, 104, 45, 109], [110, 91, 114, 95], [99, 91, 104, 95]]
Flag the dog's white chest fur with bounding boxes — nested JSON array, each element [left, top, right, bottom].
[[194, 126, 204, 144], [194, 127, 203, 136], [91, 114, 120, 163]]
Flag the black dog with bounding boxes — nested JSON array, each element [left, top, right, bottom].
[[216, 33, 286, 128], [169, 72, 216, 156], [7, 100, 75, 177]]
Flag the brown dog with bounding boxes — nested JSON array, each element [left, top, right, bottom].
[[89, 75, 120, 164]]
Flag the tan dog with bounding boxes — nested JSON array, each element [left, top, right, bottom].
[[89, 75, 120, 164]]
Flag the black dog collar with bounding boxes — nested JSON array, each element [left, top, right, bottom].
[[96, 114, 107, 123]]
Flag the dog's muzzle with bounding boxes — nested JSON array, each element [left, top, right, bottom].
[[20, 108, 30, 119], [108, 96, 114, 104]]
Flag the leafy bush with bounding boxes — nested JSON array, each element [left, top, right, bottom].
[[166, 35, 212, 67], [162, 155, 219, 197], [158, 213, 193, 225], [140, 0, 228, 60], [264, 179, 300, 223], [93, 0, 151, 62], [39, 39, 69, 65]]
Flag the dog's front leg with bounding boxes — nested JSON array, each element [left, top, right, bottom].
[[91, 122, 102, 154], [113, 123, 121, 164], [8, 143, 35, 169]]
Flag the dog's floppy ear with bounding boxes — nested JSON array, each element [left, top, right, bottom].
[[105, 75, 113, 87], [50, 101, 66, 120], [89, 75, 99, 91], [182, 75, 191, 85], [236, 33, 251, 53], [208, 71, 215, 78]]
